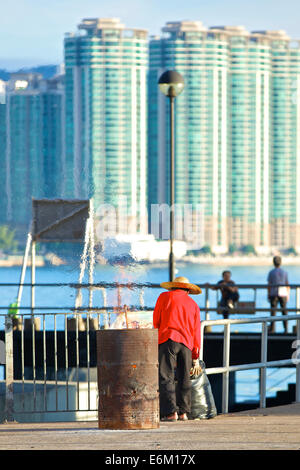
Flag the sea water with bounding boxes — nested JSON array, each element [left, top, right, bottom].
[[0, 262, 299, 403]]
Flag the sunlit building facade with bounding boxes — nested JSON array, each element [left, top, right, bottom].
[[1, 19, 300, 251], [148, 21, 300, 253], [64, 18, 148, 233], [0, 80, 6, 226], [149, 21, 229, 252], [221, 26, 272, 252], [1, 73, 64, 232], [268, 31, 300, 251]]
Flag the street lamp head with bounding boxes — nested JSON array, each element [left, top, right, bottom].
[[158, 70, 184, 98]]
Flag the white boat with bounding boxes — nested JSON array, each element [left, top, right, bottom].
[[101, 233, 187, 263]]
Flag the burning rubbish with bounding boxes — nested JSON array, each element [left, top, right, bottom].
[[108, 306, 153, 330]]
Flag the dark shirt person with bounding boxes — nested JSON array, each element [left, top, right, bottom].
[[211, 270, 239, 319], [267, 256, 290, 334]]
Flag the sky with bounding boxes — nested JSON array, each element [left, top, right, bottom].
[[1, 0, 300, 70]]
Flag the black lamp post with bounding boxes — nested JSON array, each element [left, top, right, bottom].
[[158, 70, 184, 281]]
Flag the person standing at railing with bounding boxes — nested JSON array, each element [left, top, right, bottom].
[[153, 276, 202, 422], [267, 256, 290, 334]]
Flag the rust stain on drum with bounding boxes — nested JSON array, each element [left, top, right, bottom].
[[96, 329, 159, 430]]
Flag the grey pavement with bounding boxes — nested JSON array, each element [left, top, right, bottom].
[[0, 403, 300, 450]]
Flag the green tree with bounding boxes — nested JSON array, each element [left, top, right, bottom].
[[241, 244, 256, 255], [228, 243, 238, 254], [199, 245, 212, 254], [0, 225, 18, 253], [286, 247, 297, 255]]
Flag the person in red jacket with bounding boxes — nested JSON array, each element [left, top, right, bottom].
[[153, 276, 202, 422]]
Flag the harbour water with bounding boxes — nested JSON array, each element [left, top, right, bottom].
[[0, 262, 299, 404]]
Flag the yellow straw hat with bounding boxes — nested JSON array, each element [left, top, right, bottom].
[[160, 276, 202, 295]]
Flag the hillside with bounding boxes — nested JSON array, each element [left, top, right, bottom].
[[0, 65, 59, 81]]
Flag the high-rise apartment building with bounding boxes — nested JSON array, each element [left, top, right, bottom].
[[215, 26, 272, 251], [267, 30, 300, 250], [0, 18, 299, 252], [0, 80, 7, 226], [64, 18, 148, 233], [148, 21, 300, 253], [149, 21, 229, 252], [0, 73, 64, 232]]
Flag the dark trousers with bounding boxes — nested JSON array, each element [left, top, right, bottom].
[[159, 339, 192, 417], [269, 296, 288, 332], [220, 292, 240, 319]]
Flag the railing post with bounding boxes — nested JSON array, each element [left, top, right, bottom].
[[260, 321, 268, 408], [296, 288, 300, 403], [101, 288, 109, 329], [205, 286, 210, 321], [88, 200, 95, 309], [4, 315, 14, 422], [31, 240, 36, 318], [139, 288, 145, 309], [222, 322, 230, 414], [204, 286, 212, 333], [199, 321, 205, 361], [117, 285, 122, 309], [17, 232, 32, 306]]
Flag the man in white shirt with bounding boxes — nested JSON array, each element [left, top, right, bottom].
[[267, 256, 290, 334]]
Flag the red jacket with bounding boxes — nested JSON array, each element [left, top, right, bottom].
[[153, 289, 201, 359]]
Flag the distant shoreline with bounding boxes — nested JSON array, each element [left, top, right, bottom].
[[179, 255, 300, 266], [1, 254, 300, 268], [0, 256, 45, 267]]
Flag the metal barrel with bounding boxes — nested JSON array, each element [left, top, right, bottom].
[[96, 329, 159, 429]]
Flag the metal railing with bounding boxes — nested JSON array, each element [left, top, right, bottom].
[[1, 281, 300, 421], [200, 315, 300, 414], [1, 310, 103, 423], [2, 280, 300, 318]]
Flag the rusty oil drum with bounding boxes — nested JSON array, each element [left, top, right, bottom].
[[96, 328, 159, 429]]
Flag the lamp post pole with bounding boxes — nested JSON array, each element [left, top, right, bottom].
[[158, 70, 184, 282], [169, 94, 175, 282]]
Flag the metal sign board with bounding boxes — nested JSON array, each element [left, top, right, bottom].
[[32, 199, 90, 242]]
